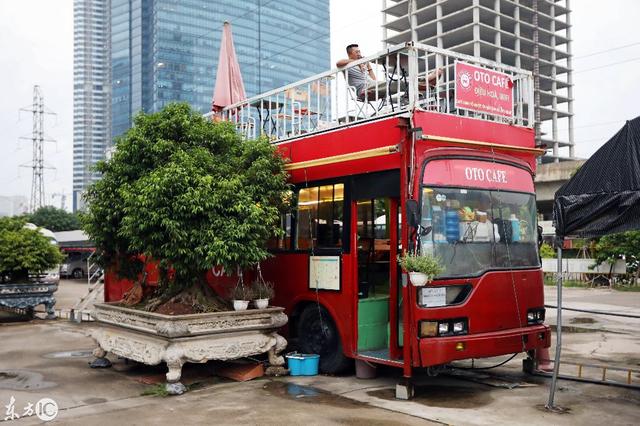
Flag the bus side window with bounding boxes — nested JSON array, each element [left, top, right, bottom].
[[296, 183, 344, 250]]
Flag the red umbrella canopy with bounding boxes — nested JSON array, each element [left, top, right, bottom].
[[211, 21, 246, 112]]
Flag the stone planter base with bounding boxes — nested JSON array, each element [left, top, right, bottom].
[[89, 303, 288, 394], [0, 282, 57, 319]]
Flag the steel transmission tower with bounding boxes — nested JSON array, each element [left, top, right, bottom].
[[19, 85, 56, 212]]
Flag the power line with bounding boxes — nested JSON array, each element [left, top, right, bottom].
[[189, 0, 280, 44], [557, 119, 624, 132], [574, 56, 640, 74], [242, 12, 381, 71], [573, 41, 640, 60]]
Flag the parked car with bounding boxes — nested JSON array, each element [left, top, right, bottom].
[[38, 268, 60, 285], [60, 252, 91, 279]]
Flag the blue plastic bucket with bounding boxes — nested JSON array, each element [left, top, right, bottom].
[[286, 353, 320, 376]]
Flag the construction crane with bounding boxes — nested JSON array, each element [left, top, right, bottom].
[[51, 192, 67, 211]]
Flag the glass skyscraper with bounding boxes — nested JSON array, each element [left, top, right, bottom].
[[111, 0, 330, 139], [73, 0, 111, 212]]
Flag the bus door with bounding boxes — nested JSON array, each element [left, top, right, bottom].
[[353, 171, 401, 361]]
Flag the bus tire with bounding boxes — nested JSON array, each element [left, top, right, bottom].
[[297, 305, 352, 374]]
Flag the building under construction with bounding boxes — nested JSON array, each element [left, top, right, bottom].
[[382, 0, 574, 163]]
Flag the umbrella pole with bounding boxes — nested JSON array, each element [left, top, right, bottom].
[[547, 244, 563, 409]]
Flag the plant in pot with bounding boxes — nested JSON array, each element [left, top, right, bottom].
[[81, 103, 292, 395], [82, 103, 291, 314], [397, 251, 443, 286], [231, 283, 254, 311], [0, 217, 64, 318], [252, 279, 274, 309]]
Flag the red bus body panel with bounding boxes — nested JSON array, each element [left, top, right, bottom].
[[103, 110, 550, 371]]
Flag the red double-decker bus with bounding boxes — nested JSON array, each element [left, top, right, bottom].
[[106, 43, 550, 398]]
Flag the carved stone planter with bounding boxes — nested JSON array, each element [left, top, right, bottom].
[[0, 282, 57, 319], [89, 302, 288, 394]]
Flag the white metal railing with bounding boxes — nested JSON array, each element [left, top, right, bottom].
[[205, 42, 534, 144]]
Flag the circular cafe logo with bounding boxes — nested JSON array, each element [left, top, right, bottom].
[[458, 70, 472, 91]]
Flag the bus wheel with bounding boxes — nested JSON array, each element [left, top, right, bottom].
[[298, 305, 351, 374]]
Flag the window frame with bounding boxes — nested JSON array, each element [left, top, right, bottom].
[[291, 178, 350, 255], [419, 156, 540, 280]]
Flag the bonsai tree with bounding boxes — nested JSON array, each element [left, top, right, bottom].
[[82, 103, 290, 313], [0, 217, 64, 283]]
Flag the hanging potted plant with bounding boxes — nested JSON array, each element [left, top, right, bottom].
[[398, 251, 443, 286], [231, 283, 254, 311], [252, 279, 274, 309]]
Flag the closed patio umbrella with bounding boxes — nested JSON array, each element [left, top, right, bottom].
[[211, 21, 246, 113]]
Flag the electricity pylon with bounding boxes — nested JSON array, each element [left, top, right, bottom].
[[19, 85, 56, 213]]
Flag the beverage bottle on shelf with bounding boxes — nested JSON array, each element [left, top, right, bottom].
[[510, 213, 520, 242], [445, 209, 460, 243]]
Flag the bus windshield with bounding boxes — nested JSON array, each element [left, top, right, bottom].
[[420, 186, 539, 278]]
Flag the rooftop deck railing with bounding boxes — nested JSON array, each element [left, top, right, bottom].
[[205, 43, 534, 144]]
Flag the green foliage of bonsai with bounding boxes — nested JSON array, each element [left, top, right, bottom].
[[539, 242, 556, 258], [0, 217, 64, 283], [82, 103, 290, 312], [397, 251, 444, 278], [23, 206, 81, 232]]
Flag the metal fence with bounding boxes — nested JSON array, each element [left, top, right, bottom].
[[205, 42, 534, 143]]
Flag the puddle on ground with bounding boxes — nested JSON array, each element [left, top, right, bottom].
[[368, 383, 493, 409], [550, 325, 597, 333], [43, 349, 93, 359], [570, 317, 596, 325], [0, 370, 56, 390], [262, 381, 366, 409]]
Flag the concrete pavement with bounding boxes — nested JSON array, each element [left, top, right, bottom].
[[1, 281, 638, 425]]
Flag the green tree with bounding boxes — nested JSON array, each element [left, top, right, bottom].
[[82, 103, 290, 312], [0, 217, 64, 283], [539, 242, 556, 258], [25, 206, 81, 232], [593, 231, 640, 280]]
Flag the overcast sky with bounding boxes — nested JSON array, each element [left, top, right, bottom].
[[1, 0, 639, 209]]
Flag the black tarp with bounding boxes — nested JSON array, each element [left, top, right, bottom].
[[554, 116, 640, 239]]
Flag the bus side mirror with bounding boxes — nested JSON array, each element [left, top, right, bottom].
[[406, 199, 420, 229], [537, 225, 543, 248]]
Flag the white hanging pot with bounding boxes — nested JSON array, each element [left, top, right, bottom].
[[253, 299, 269, 309], [233, 300, 249, 311], [409, 272, 430, 287]]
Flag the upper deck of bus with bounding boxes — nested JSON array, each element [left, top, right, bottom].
[[207, 42, 540, 174]]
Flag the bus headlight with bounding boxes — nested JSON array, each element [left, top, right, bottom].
[[438, 322, 450, 335], [419, 318, 468, 337], [527, 308, 545, 325]]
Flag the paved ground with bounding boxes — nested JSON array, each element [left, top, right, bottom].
[[0, 281, 638, 425]]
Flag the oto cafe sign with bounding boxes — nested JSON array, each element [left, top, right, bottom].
[[454, 61, 514, 118]]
